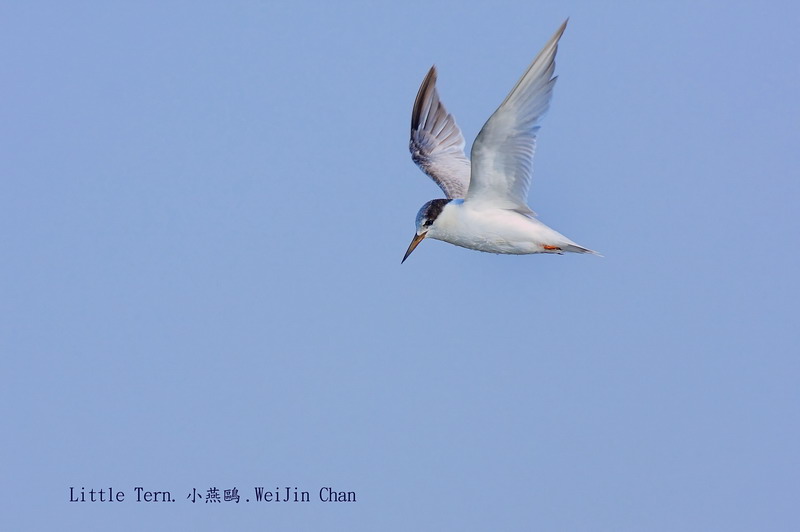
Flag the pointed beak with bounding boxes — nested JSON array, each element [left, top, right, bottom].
[[401, 232, 426, 264]]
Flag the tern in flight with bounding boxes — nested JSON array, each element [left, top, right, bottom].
[[402, 20, 598, 263]]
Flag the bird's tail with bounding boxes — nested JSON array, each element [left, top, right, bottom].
[[563, 243, 602, 256]]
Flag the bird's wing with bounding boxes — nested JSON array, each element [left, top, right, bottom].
[[409, 66, 471, 199], [466, 19, 567, 213]]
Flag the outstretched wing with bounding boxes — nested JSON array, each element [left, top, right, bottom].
[[409, 66, 471, 199], [466, 19, 567, 213]]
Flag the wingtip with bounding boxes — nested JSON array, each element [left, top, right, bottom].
[[411, 65, 440, 132], [422, 65, 437, 87], [556, 18, 569, 39]]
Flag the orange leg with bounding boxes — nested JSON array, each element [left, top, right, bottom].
[[543, 245, 562, 251]]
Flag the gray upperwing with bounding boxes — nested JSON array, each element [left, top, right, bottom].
[[409, 66, 471, 199]]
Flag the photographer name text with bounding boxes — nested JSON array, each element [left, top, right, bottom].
[[69, 486, 356, 504]]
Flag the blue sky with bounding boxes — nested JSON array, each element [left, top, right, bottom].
[[2, 1, 799, 530]]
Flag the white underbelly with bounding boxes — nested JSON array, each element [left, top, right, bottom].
[[439, 229, 542, 254], [429, 204, 570, 254]]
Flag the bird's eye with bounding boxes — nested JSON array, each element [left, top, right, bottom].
[[424, 220, 432, 227]]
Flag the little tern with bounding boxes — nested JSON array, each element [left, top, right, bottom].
[[402, 19, 598, 263]]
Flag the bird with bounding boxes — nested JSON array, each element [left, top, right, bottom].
[[402, 19, 598, 263]]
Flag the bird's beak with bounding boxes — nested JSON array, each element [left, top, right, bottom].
[[402, 232, 426, 263]]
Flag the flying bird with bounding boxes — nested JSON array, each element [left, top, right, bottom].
[[403, 19, 598, 263]]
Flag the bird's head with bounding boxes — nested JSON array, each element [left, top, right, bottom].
[[402, 198, 451, 263]]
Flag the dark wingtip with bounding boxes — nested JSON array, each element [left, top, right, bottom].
[[410, 65, 438, 133]]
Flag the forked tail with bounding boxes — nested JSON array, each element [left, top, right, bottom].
[[564, 243, 602, 256]]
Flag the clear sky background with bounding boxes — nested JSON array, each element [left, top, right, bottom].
[[3, 1, 799, 530]]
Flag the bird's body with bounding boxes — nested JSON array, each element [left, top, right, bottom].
[[426, 199, 592, 255], [402, 19, 598, 263]]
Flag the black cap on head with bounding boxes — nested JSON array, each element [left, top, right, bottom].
[[416, 198, 452, 228]]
